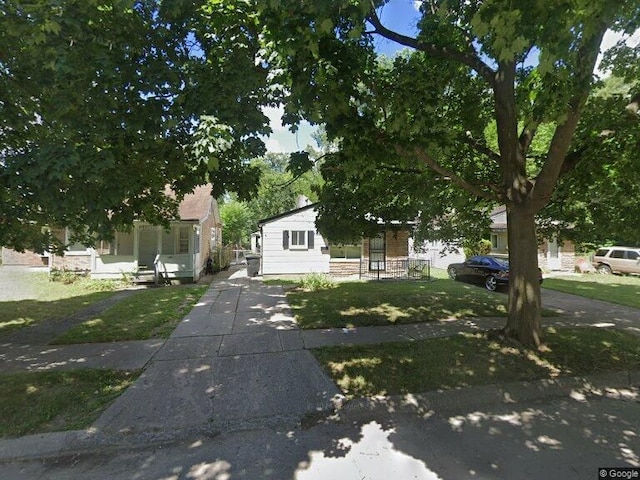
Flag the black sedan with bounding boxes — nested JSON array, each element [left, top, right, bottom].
[[447, 255, 542, 291]]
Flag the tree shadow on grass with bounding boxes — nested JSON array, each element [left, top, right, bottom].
[[0, 290, 130, 342]]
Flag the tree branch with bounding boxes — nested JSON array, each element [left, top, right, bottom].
[[463, 132, 502, 163], [365, 9, 497, 87], [396, 144, 501, 202], [530, 23, 608, 211], [518, 120, 539, 156]]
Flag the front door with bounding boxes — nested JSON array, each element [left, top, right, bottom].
[[138, 226, 158, 269], [547, 238, 562, 270], [369, 233, 386, 271]]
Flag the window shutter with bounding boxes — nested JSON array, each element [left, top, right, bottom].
[[283, 230, 289, 250], [307, 230, 314, 249]]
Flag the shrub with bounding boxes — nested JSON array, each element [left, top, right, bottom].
[[300, 273, 335, 291], [463, 239, 492, 259], [49, 268, 84, 284]]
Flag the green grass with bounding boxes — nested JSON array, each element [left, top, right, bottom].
[[51, 285, 208, 344], [313, 327, 640, 398], [287, 278, 512, 329], [543, 274, 640, 309], [0, 273, 125, 337], [0, 369, 140, 438]]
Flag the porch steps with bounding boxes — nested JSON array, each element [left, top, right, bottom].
[[133, 268, 171, 285]]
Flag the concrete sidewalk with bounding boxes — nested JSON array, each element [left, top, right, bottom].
[[89, 269, 342, 436], [1, 269, 640, 465], [3, 282, 639, 375]]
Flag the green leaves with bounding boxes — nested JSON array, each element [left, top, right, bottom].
[[0, 0, 273, 252], [287, 151, 314, 177], [189, 115, 234, 171]]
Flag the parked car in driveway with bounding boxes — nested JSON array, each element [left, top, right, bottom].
[[592, 246, 640, 275], [447, 255, 543, 291]]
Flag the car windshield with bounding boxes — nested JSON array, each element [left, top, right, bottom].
[[493, 257, 509, 268]]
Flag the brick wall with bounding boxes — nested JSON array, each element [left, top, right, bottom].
[[1, 248, 47, 266], [361, 230, 409, 261], [329, 260, 360, 276], [50, 254, 92, 272]]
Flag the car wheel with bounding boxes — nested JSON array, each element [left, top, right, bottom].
[[485, 275, 497, 291], [597, 264, 612, 275], [448, 267, 458, 280]]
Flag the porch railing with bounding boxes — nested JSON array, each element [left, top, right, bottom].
[[359, 258, 431, 281]]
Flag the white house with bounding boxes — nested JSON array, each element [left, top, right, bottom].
[[258, 203, 330, 277], [489, 206, 576, 271], [408, 238, 466, 269], [257, 198, 415, 279]]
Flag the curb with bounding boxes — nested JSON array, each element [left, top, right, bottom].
[[333, 370, 640, 420], [1, 371, 638, 463]]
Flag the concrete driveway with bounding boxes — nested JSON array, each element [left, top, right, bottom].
[[0, 265, 46, 301]]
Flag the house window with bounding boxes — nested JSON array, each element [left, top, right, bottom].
[[193, 226, 200, 254], [330, 244, 361, 259], [52, 228, 91, 254], [179, 226, 190, 254], [290, 230, 307, 249], [491, 234, 499, 249], [369, 233, 386, 271]]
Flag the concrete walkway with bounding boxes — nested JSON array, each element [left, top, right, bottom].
[[3, 274, 639, 376], [91, 270, 342, 435], [1, 268, 640, 463]]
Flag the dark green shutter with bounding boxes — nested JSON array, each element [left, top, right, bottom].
[[308, 230, 314, 249], [283, 231, 289, 249]]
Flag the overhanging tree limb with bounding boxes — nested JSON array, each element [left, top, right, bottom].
[[463, 132, 502, 164], [396, 144, 500, 202], [365, 9, 497, 87], [530, 23, 608, 212]]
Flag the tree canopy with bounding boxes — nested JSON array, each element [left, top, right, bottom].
[[0, 0, 271, 252], [257, 0, 640, 346]]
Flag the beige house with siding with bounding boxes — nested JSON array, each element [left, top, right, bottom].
[[2, 185, 222, 283], [489, 206, 576, 271]]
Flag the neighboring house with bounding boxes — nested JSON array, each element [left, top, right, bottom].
[[1, 248, 47, 267], [257, 200, 412, 278], [489, 206, 576, 271], [2, 185, 223, 283], [408, 238, 466, 269]]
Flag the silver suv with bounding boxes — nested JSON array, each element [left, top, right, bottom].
[[592, 246, 640, 275]]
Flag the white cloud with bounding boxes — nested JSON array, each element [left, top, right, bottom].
[[261, 105, 317, 153], [264, 137, 284, 153], [262, 105, 288, 133], [595, 29, 640, 78]]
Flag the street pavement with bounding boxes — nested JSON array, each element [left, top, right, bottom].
[[0, 266, 639, 479]]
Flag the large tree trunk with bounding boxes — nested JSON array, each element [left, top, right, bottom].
[[503, 205, 542, 348]]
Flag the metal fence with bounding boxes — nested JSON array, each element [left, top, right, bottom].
[[230, 249, 252, 265], [359, 259, 431, 281]]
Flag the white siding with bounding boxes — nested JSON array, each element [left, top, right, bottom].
[[409, 239, 466, 269], [261, 207, 329, 276]]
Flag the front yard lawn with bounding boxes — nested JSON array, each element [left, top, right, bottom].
[[287, 279, 512, 329], [0, 369, 140, 438], [543, 274, 640, 309], [51, 285, 208, 344], [314, 327, 640, 398], [0, 273, 124, 337]]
